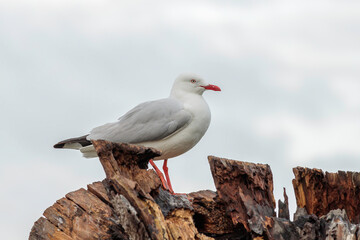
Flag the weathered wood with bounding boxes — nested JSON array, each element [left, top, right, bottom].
[[154, 188, 192, 216], [30, 140, 360, 239], [87, 181, 111, 205], [30, 217, 72, 240], [278, 188, 290, 220], [30, 140, 210, 240], [208, 156, 276, 236], [43, 190, 113, 240], [189, 190, 235, 235], [93, 140, 209, 240], [293, 167, 360, 223]]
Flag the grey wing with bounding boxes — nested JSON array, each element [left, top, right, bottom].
[[88, 98, 192, 143]]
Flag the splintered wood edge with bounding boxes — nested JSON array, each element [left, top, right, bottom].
[[91, 140, 162, 178], [92, 140, 161, 158], [208, 155, 271, 170]]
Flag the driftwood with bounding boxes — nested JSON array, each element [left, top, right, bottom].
[[30, 140, 360, 239]]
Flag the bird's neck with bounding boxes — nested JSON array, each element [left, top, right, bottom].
[[170, 89, 204, 104], [170, 90, 209, 117]]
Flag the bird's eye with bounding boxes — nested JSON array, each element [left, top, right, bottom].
[[190, 79, 196, 83]]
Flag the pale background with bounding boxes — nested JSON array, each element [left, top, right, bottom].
[[1, 0, 360, 239]]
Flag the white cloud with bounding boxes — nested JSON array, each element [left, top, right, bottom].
[[255, 113, 360, 163], [330, 77, 360, 109]]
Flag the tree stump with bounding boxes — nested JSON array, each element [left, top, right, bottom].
[[30, 141, 360, 239], [293, 167, 360, 223], [30, 140, 211, 240]]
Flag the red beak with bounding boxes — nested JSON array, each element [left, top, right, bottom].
[[201, 84, 221, 91]]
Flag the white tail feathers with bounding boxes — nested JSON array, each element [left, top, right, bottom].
[[62, 142, 83, 150], [80, 145, 98, 158]]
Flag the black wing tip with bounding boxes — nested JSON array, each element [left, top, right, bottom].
[[53, 143, 65, 148], [53, 135, 92, 149]]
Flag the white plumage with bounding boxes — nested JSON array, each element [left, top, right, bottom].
[[55, 73, 221, 161]]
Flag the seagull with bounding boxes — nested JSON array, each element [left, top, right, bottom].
[[54, 73, 221, 194]]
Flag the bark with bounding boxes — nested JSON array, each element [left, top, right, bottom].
[[30, 141, 360, 239], [278, 188, 290, 220], [30, 140, 211, 240], [208, 156, 276, 237], [292, 167, 360, 223]]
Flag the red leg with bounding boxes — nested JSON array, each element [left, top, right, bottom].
[[162, 159, 174, 194], [149, 159, 168, 190]]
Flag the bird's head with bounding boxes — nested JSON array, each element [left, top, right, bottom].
[[171, 73, 221, 96]]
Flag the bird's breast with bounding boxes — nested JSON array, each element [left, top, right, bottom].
[[140, 97, 211, 160]]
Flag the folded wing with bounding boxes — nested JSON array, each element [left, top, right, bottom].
[[88, 98, 192, 144]]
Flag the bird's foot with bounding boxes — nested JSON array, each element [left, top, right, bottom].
[[149, 159, 170, 190], [150, 159, 190, 199], [162, 159, 175, 193]]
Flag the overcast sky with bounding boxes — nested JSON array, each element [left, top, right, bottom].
[[1, 0, 360, 239]]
